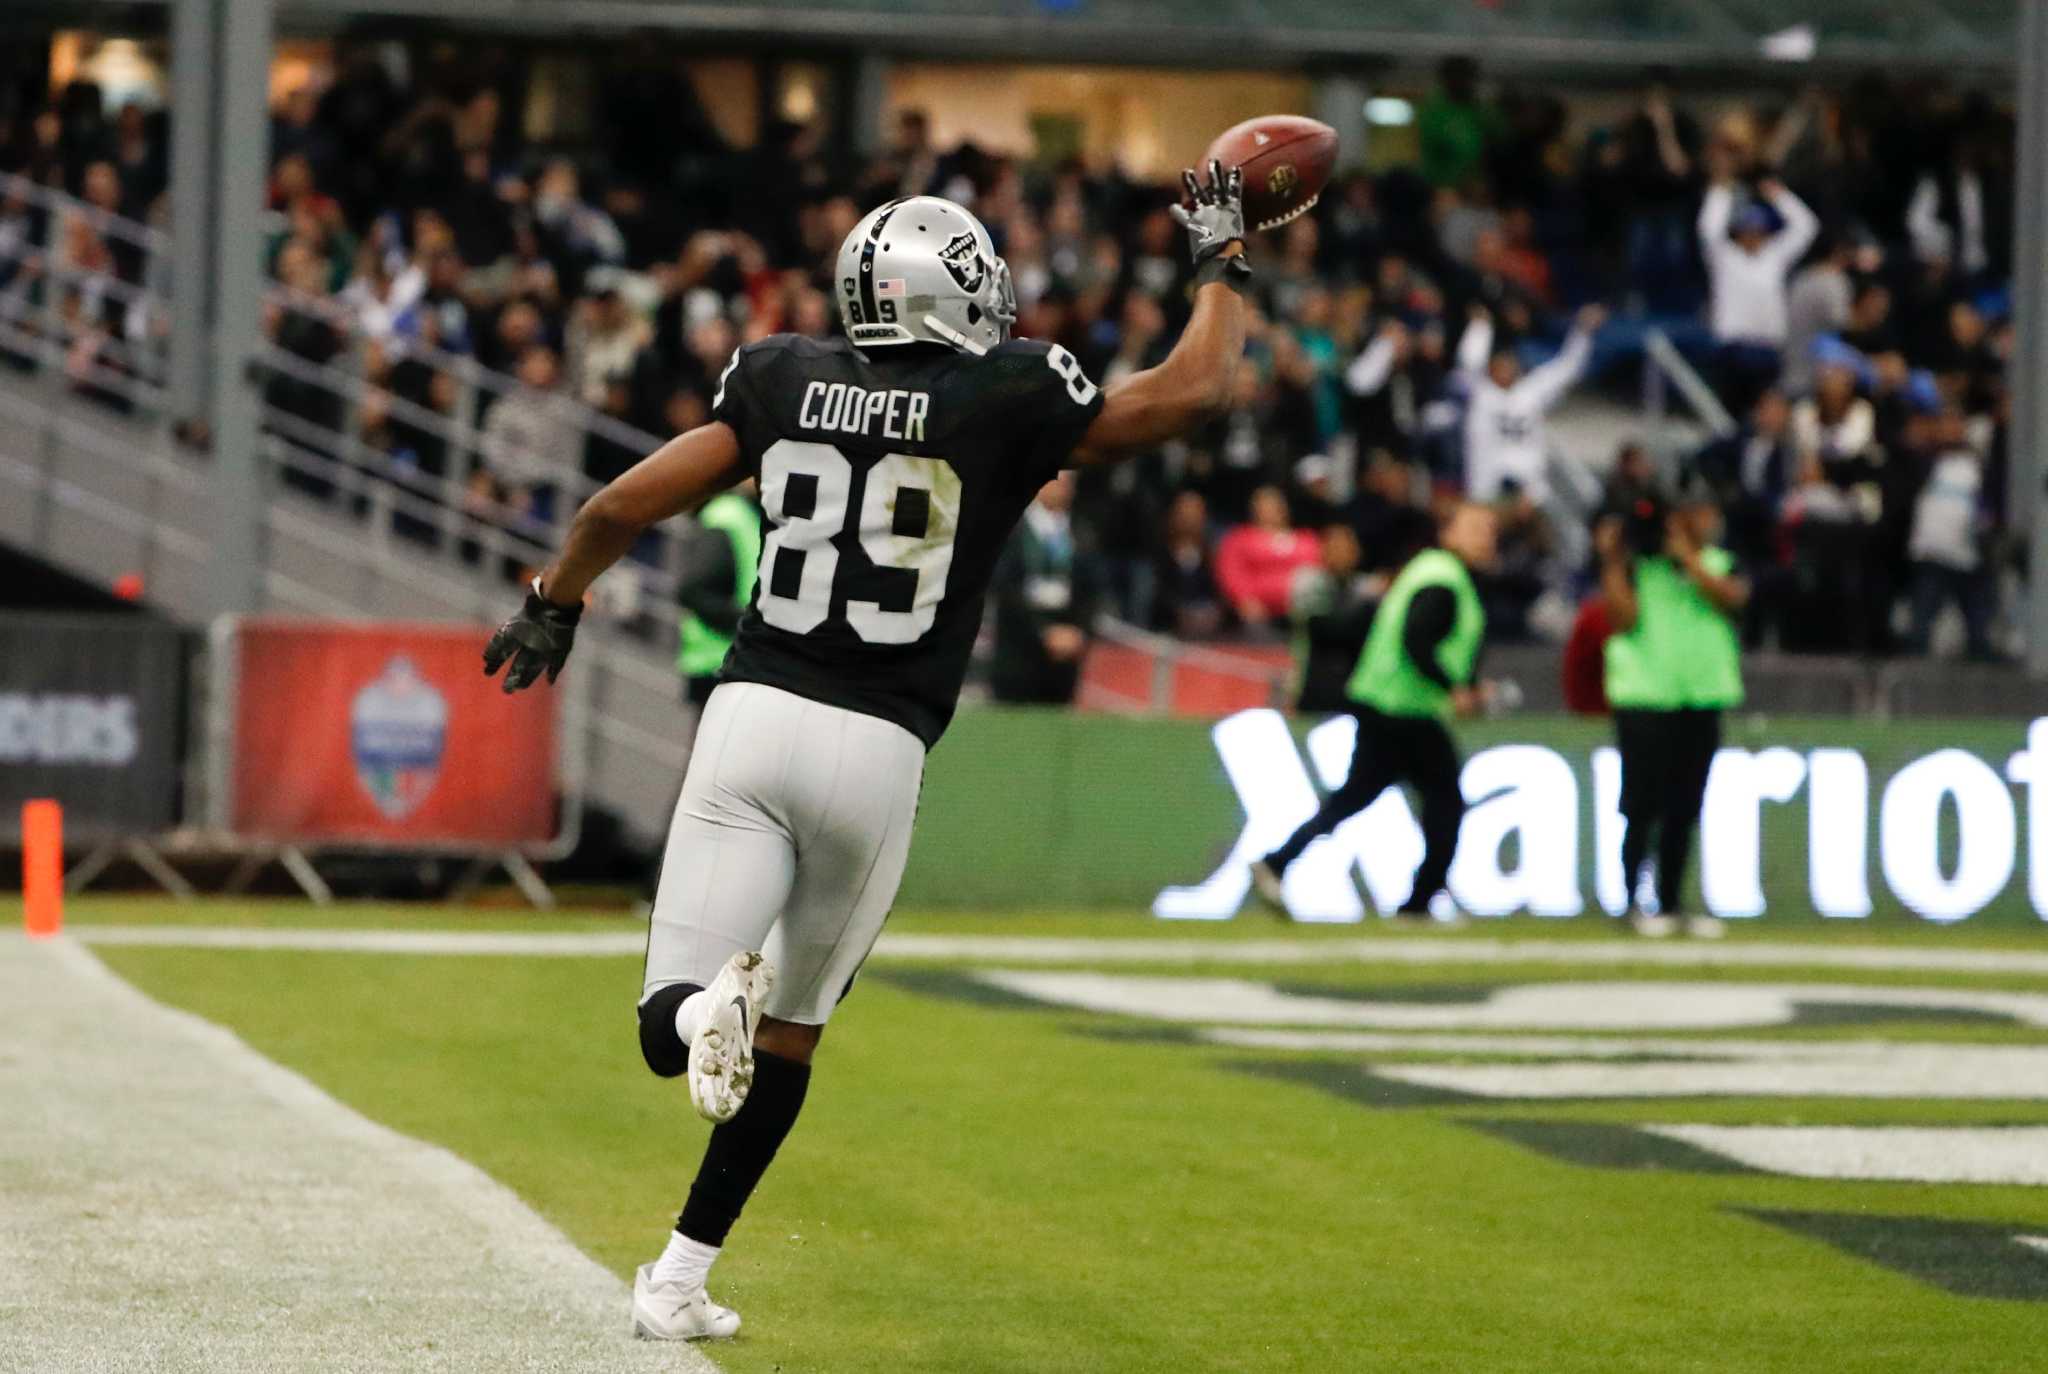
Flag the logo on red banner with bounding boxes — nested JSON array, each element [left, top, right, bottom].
[[350, 657, 448, 820], [229, 620, 557, 847]]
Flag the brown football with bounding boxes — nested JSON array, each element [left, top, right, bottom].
[[1202, 115, 1338, 233]]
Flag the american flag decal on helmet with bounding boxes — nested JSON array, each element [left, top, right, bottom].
[[876, 278, 907, 298]]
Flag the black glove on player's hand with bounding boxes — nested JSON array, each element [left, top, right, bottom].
[[483, 578, 582, 694]]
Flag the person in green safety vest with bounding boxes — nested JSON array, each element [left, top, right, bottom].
[[676, 482, 761, 728], [1251, 501, 1500, 923], [1596, 477, 1747, 940]]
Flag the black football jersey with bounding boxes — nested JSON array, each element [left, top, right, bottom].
[[709, 332, 1105, 747]]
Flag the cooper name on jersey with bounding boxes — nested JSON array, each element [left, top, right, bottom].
[[797, 380, 932, 442]]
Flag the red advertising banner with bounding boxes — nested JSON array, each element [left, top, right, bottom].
[[228, 619, 557, 846]]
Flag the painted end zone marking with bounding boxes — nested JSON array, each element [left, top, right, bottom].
[[0, 932, 716, 1373], [1647, 1126, 2048, 1186]]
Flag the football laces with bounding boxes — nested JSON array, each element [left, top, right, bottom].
[[1252, 191, 1321, 234]]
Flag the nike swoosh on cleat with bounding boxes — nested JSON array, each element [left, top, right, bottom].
[[730, 995, 750, 1041]]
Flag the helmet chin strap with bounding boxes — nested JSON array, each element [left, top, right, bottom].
[[922, 314, 987, 356]]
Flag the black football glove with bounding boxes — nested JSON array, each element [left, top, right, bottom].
[[1171, 161, 1247, 263], [482, 577, 582, 694]]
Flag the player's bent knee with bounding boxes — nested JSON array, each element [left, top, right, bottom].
[[756, 1016, 822, 1065], [638, 983, 701, 1078]]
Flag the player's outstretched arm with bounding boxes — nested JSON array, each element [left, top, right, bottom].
[[540, 421, 745, 605], [1072, 162, 1250, 466], [483, 420, 744, 692]]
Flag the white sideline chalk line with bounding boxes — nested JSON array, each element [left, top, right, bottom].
[[0, 933, 716, 1374], [72, 924, 2048, 976], [78, 925, 652, 956]]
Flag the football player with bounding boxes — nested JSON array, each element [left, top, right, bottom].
[[484, 165, 1253, 1340]]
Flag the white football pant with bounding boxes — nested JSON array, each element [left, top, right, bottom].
[[642, 682, 924, 1026]]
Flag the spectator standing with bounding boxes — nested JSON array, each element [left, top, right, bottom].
[[1078, 293, 1172, 624], [1151, 489, 1225, 639], [1345, 319, 1436, 459], [1456, 303, 1604, 505], [1781, 234, 1854, 397], [479, 344, 579, 520], [1282, 285, 1344, 452], [567, 286, 652, 407], [1214, 485, 1322, 632], [1906, 127, 2010, 287], [531, 159, 625, 295], [1693, 389, 1795, 571], [1840, 278, 1900, 359], [1699, 174, 1818, 412], [337, 239, 425, 344], [1904, 414, 2000, 660], [1790, 362, 1880, 514], [991, 472, 1098, 705], [109, 104, 165, 214], [1787, 360, 1889, 651], [1346, 452, 1435, 575], [264, 241, 348, 438], [1615, 77, 1704, 311]]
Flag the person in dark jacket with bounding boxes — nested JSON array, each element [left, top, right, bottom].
[[991, 471, 1100, 705], [1691, 388, 1793, 568], [1291, 524, 1380, 714]]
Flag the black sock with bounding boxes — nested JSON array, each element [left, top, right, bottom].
[[638, 983, 704, 1079], [676, 1048, 811, 1247]]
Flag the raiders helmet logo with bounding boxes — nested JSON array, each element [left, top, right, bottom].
[[937, 232, 987, 293], [1267, 163, 1300, 198]]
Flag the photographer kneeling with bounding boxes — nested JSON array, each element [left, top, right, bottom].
[[1596, 480, 1748, 939]]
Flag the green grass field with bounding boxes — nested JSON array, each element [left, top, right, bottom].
[[61, 898, 2048, 1371]]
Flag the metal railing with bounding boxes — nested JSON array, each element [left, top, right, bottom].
[[1638, 327, 1736, 436], [4, 169, 2035, 744], [0, 169, 721, 846], [1640, 326, 1738, 439], [0, 168, 685, 626]]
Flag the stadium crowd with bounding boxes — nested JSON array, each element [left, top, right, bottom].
[[0, 51, 2021, 662]]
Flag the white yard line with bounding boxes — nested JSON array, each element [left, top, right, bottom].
[[0, 933, 715, 1374], [1373, 1049, 2048, 1101], [71, 924, 2048, 977], [1199, 1028, 1974, 1058], [1644, 1125, 2048, 1186], [978, 971, 2048, 1029]]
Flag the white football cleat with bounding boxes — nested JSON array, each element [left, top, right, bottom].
[[1630, 912, 1678, 939], [1686, 914, 1728, 940], [689, 951, 774, 1124], [1248, 858, 1287, 911], [632, 1264, 740, 1341]]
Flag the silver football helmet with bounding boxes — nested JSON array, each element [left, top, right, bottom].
[[835, 196, 1015, 355]]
